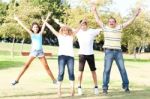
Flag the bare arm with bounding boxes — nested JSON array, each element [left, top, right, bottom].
[[40, 13, 51, 34], [92, 5, 104, 28], [54, 18, 77, 36], [122, 8, 141, 28], [72, 18, 87, 36], [54, 18, 66, 27], [14, 14, 32, 34], [45, 22, 59, 36]]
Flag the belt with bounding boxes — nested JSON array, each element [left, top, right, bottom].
[[105, 48, 121, 51]]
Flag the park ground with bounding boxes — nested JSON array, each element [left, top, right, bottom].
[[0, 43, 150, 99]]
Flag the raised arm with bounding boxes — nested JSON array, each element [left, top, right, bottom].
[[45, 22, 59, 36], [54, 18, 77, 36], [14, 14, 32, 34], [40, 13, 51, 34], [73, 18, 87, 35], [92, 5, 104, 28], [54, 18, 66, 27], [122, 8, 141, 28]]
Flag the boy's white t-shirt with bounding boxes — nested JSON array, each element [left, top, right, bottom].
[[76, 29, 101, 55], [57, 34, 74, 57]]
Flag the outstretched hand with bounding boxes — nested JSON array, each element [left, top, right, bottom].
[[91, 5, 97, 12], [41, 12, 52, 23], [45, 12, 52, 21], [54, 18, 59, 24], [14, 14, 19, 21], [135, 8, 141, 17], [41, 16, 45, 22]]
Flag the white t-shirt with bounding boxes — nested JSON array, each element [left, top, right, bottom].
[[76, 29, 101, 55], [57, 34, 74, 57]]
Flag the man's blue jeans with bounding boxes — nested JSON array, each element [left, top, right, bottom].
[[103, 49, 129, 90], [58, 55, 75, 81]]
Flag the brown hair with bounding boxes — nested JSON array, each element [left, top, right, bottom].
[[79, 20, 87, 25], [59, 26, 74, 36], [108, 16, 117, 23], [30, 22, 41, 33]]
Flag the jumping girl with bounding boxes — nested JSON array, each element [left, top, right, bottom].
[[43, 19, 81, 97], [11, 13, 57, 85]]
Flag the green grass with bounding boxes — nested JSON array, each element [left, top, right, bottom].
[[0, 42, 150, 99], [0, 61, 24, 69]]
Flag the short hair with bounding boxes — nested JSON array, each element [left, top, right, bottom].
[[109, 16, 117, 23]]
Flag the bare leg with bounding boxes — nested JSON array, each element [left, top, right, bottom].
[[70, 81, 75, 96], [16, 56, 35, 81], [78, 71, 83, 87], [39, 56, 56, 81], [91, 71, 98, 86], [57, 81, 62, 97]]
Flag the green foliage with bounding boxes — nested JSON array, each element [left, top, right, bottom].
[[0, 23, 23, 38], [0, 0, 150, 53], [0, 1, 7, 25], [0, 0, 68, 41], [122, 12, 150, 54]]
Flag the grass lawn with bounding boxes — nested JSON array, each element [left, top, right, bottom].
[[0, 42, 150, 99]]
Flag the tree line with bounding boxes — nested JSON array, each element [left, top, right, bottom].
[[0, 0, 150, 54]]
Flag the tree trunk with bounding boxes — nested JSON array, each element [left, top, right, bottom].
[[138, 46, 142, 54], [133, 47, 137, 60], [20, 38, 25, 54], [11, 35, 16, 58]]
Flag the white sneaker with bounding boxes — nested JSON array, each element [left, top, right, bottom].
[[94, 87, 99, 95], [78, 87, 83, 96]]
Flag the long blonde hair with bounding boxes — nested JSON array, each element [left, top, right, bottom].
[[59, 26, 74, 36]]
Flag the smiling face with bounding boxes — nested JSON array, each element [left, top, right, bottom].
[[61, 26, 69, 34], [80, 19, 88, 31], [32, 25, 40, 33], [31, 22, 41, 34], [108, 18, 117, 28], [81, 22, 88, 31], [59, 26, 73, 36]]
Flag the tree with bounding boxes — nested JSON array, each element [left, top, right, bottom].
[[0, 1, 7, 25], [122, 11, 150, 56]]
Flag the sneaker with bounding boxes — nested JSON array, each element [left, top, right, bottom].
[[53, 80, 57, 84], [11, 80, 19, 86], [103, 89, 108, 95], [78, 87, 83, 96], [124, 88, 130, 93], [94, 87, 99, 95]]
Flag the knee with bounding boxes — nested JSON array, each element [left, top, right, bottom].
[[69, 74, 75, 81], [59, 70, 64, 77], [104, 68, 110, 74], [24, 63, 30, 68], [58, 72, 64, 81], [45, 64, 50, 69]]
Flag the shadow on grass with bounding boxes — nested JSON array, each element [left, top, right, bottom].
[[124, 59, 150, 62], [48, 56, 150, 62], [48, 55, 103, 61], [0, 61, 23, 70], [0, 88, 150, 99], [0, 92, 56, 99]]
